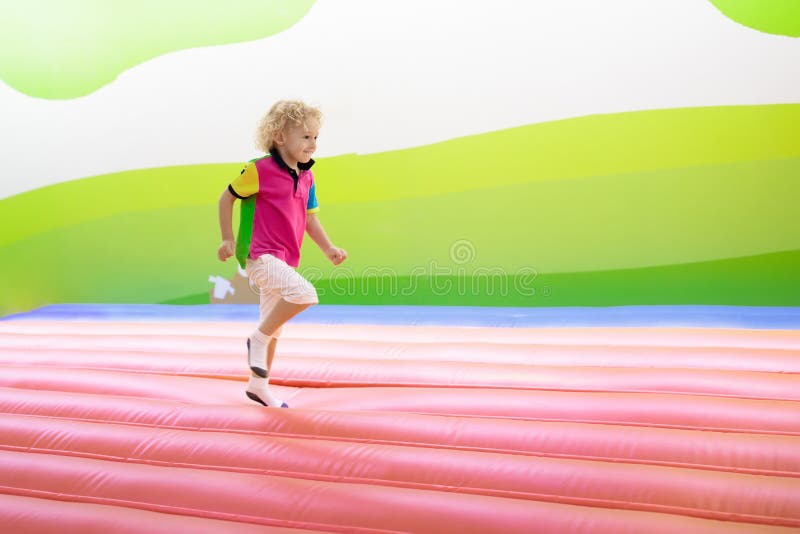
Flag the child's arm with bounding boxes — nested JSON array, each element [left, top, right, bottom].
[[217, 188, 237, 261], [306, 213, 347, 265]]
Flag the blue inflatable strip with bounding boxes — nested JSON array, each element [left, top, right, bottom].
[[2, 304, 800, 329]]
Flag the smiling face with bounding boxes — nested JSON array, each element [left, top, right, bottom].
[[274, 119, 319, 170]]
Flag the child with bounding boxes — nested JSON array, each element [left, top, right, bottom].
[[217, 100, 347, 408]]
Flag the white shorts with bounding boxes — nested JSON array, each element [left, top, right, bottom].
[[245, 254, 319, 336]]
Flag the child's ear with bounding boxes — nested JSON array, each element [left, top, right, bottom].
[[273, 130, 284, 146]]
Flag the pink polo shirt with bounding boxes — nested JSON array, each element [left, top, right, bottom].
[[228, 152, 319, 268]]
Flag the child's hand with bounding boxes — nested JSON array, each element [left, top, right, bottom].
[[217, 239, 236, 261], [325, 246, 348, 266]]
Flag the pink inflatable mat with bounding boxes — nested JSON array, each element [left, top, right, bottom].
[[0, 304, 799, 533]]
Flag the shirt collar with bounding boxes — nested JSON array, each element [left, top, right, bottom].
[[269, 149, 315, 172]]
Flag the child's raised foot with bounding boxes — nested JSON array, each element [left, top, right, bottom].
[[246, 375, 288, 408]]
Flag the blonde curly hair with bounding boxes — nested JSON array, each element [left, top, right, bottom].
[[255, 100, 323, 153]]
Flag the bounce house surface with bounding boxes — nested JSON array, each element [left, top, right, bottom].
[[1, 304, 799, 533]]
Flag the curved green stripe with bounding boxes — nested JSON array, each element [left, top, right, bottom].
[[0, 205, 220, 314], [308, 249, 800, 306], [308, 157, 800, 273], [6, 157, 798, 275], [2, 157, 797, 290], [0, 162, 237, 249], [708, 0, 800, 37], [0, 0, 316, 99], [318, 103, 800, 204], [7, 247, 799, 315], [3, 104, 798, 249]]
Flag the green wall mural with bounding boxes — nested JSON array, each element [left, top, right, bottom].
[[2, 104, 798, 316], [0, 0, 316, 99], [708, 0, 800, 37]]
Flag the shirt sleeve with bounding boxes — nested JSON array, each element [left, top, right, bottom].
[[307, 179, 320, 214], [228, 162, 259, 199]]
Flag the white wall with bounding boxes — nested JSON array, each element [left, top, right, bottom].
[[1, 0, 798, 198]]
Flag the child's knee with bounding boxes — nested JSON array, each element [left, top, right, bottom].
[[285, 284, 318, 306], [279, 271, 317, 305]]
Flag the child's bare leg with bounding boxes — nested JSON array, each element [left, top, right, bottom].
[[257, 298, 313, 338], [248, 299, 311, 378], [257, 298, 311, 373], [246, 298, 314, 408]]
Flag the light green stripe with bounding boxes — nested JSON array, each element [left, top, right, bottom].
[[707, 0, 800, 37], [0, 0, 316, 99], [2, 104, 798, 250], [316, 103, 800, 204]]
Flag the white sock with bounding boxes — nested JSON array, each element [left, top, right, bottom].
[[246, 375, 287, 408], [247, 329, 272, 378]]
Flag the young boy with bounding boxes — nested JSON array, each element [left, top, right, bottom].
[[217, 100, 347, 408]]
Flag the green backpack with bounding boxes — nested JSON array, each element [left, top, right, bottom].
[[234, 154, 271, 269]]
